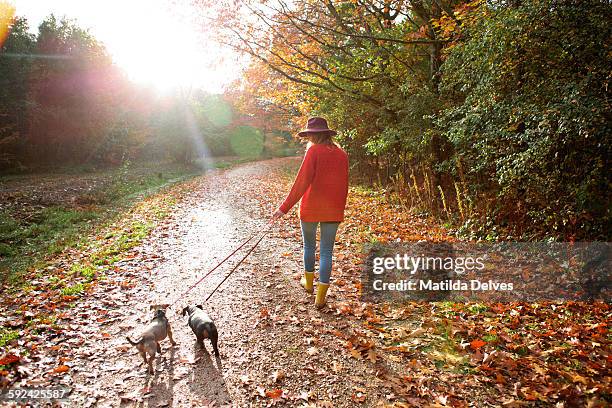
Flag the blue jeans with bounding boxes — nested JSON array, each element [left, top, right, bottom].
[[300, 221, 340, 284]]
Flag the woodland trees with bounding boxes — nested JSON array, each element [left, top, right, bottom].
[[437, 0, 611, 240], [217, 0, 611, 240], [0, 16, 35, 167], [0, 15, 258, 169], [1, 2, 609, 240]]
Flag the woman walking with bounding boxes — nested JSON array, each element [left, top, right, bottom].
[[272, 117, 349, 308]]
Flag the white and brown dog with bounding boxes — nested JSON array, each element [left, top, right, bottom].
[[127, 305, 176, 373]]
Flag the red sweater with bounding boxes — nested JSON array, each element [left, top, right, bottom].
[[279, 144, 349, 222]]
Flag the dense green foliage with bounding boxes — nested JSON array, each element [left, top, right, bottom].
[[438, 0, 611, 239], [229, 126, 265, 158], [0, 16, 35, 167], [0, 15, 121, 166]]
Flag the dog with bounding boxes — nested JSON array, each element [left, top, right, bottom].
[[182, 305, 219, 356], [127, 305, 176, 373]]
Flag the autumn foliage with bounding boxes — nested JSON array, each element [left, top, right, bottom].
[[217, 0, 611, 241]]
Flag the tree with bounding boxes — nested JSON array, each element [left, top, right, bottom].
[[0, 16, 35, 168], [215, 0, 610, 239], [437, 0, 611, 239], [27, 15, 120, 164], [213, 0, 460, 179]]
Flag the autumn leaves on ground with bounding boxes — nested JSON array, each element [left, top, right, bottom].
[[0, 158, 608, 407]]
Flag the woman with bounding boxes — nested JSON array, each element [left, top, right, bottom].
[[272, 117, 349, 308]]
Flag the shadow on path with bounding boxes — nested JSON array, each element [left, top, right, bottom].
[[188, 340, 230, 405]]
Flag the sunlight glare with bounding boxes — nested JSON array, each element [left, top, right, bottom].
[[0, 1, 16, 48], [14, 0, 239, 93]]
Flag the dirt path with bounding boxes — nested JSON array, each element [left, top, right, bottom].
[[6, 158, 607, 407], [51, 157, 384, 407]]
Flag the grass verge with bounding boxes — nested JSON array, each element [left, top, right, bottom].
[[0, 162, 200, 286]]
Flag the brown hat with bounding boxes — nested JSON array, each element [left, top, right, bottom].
[[298, 117, 337, 137]]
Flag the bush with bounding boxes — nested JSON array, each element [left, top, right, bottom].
[[437, 0, 611, 239]]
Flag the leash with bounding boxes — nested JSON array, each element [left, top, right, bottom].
[[204, 228, 269, 302], [169, 220, 274, 307]]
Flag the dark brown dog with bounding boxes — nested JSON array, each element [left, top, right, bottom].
[[127, 306, 176, 373], [182, 305, 219, 356]]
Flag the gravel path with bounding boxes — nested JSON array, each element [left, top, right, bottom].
[[64, 158, 381, 407], [4, 158, 608, 408]]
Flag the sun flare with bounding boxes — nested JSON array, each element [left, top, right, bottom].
[[13, 0, 238, 93]]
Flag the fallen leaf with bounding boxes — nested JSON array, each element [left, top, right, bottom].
[[351, 388, 367, 403], [470, 339, 486, 350], [265, 388, 283, 400], [0, 354, 20, 365], [307, 347, 319, 356], [298, 390, 312, 401]]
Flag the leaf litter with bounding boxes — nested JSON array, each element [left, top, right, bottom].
[[0, 158, 609, 407]]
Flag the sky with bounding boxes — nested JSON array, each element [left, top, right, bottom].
[[11, 0, 242, 93]]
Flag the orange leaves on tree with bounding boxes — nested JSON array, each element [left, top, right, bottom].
[[407, 24, 429, 40]]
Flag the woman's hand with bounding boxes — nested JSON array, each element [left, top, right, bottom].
[[270, 209, 285, 223]]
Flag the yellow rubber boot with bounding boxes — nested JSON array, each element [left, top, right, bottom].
[[300, 271, 314, 294], [315, 283, 330, 309]]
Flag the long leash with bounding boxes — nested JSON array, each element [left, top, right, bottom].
[[204, 228, 269, 302], [169, 221, 273, 307]]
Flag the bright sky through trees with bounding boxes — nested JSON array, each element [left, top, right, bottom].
[[13, 0, 241, 93]]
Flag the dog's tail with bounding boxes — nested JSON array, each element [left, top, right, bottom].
[[126, 336, 142, 346]]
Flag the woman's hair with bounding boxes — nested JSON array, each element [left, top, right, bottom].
[[307, 131, 336, 146]]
